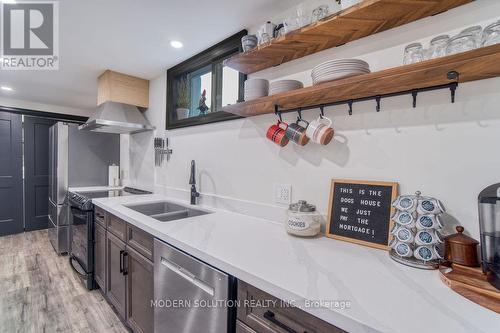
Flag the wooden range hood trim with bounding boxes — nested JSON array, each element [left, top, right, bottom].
[[97, 70, 150, 108]]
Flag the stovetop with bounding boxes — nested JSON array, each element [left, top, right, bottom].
[[69, 187, 152, 210]]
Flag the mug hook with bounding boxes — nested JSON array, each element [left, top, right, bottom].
[[319, 106, 325, 119], [274, 105, 283, 122], [296, 108, 303, 122]]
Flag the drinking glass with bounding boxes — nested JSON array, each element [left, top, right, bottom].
[[428, 35, 449, 59], [482, 20, 500, 47], [312, 5, 329, 22], [459, 25, 482, 48], [284, 17, 299, 34], [446, 34, 476, 55], [403, 43, 424, 64]]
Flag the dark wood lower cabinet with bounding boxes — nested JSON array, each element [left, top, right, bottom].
[[106, 231, 127, 319], [238, 280, 345, 333], [98, 211, 154, 333], [126, 246, 154, 333], [236, 320, 257, 333], [94, 222, 106, 290]]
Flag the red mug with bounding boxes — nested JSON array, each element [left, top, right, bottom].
[[266, 121, 289, 147]]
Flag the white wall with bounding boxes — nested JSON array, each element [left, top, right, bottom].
[[128, 0, 500, 239]]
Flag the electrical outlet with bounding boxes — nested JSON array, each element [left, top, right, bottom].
[[274, 183, 292, 205]]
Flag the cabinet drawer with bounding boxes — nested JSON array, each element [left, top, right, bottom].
[[236, 320, 257, 333], [94, 206, 106, 227], [237, 280, 344, 333], [107, 214, 126, 241], [127, 224, 154, 261]]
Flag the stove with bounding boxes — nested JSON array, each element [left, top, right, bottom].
[[68, 187, 151, 290], [69, 187, 152, 211]]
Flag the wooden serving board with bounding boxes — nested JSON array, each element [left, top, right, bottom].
[[439, 264, 500, 313]]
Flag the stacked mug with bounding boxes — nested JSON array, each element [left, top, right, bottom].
[[266, 114, 334, 147], [389, 191, 445, 269]]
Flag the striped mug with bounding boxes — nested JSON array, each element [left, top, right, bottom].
[[305, 116, 334, 145], [266, 121, 289, 147]]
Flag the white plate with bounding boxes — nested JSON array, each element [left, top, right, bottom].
[[313, 58, 369, 70], [312, 68, 370, 77], [312, 68, 370, 79], [270, 82, 303, 87], [312, 71, 368, 84], [312, 64, 369, 73], [269, 88, 301, 95]]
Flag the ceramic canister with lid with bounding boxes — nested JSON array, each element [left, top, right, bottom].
[[286, 200, 321, 237]]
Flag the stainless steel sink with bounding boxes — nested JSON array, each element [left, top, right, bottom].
[[125, 201, 211, 222]]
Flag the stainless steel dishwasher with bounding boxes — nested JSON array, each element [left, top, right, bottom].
[[154, 239, 236, 333]]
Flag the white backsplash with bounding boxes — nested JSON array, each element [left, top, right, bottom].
[[124, 0, 500, 240]]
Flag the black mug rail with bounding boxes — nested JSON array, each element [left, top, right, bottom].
[[274, 78, 459, 118]]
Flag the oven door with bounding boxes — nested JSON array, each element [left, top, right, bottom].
[[69, 205, 95, 290]]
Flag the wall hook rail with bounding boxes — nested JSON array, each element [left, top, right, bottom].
[[347, 100, 353, 116], [273, 80, 459, 119], [375, 96, 381, 112], [274, 105, 283, 122], [412, 91, 418, 108], [297, 108, 303, 121]]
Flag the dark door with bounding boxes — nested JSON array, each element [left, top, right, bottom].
[[23, 116, 56, 231], [0, 111, 23, 236], [127, 246, 154, 333], [106, 231, 127, 319]]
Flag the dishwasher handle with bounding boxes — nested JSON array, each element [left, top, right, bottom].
[[160, 257, 215, 296]]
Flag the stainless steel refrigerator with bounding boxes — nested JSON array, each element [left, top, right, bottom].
[[48, 122, 119, 254]]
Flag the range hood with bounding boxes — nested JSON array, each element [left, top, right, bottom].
[[79, 101, 155, 134]]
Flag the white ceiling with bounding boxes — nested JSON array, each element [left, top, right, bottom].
[[0, 0, 302, 111]]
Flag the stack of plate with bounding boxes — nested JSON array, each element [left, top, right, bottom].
[[269, 80, 304, 95], [244, 79, 269, 101], [311, 59, 370, 85]]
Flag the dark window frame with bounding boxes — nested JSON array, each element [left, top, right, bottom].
[[166, 30, 247, 130]]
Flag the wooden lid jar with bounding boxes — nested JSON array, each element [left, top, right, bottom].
[[445, 226, 480, 267]]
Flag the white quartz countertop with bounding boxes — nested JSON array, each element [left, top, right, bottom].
[[93, 194, 500, 333]]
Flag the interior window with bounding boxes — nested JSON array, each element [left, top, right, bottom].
[[166, 30, 246, 129]]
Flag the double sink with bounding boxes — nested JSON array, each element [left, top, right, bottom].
[[125, 201, 211, 222]]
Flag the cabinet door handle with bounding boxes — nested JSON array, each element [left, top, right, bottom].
[[123, 251, 129, 276], [263, 311, 298, 333], [119, 250, 124, 273]]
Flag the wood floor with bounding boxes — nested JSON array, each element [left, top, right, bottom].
[[0, 230, 128, 333]]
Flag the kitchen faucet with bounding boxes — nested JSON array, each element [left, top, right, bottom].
[[189, 160, 200, 205]]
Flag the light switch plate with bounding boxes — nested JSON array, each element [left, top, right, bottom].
[[274, 183, 292, 205]]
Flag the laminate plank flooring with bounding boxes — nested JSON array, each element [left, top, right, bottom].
[[0, 230, 129, 333]]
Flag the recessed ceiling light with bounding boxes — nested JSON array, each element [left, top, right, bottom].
[[1, 86, 14, 92], [170, 40, 183, 49]]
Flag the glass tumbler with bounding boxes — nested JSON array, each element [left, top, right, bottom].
[[446, 33, 476, 55], [460, 25, 482, 48], [428, 35, 449, 59], [482, 20, 500, 47], [403, 43, 424, 65]]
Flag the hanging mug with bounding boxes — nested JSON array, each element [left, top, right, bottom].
[[286, 118, 309, 146], [266, 121, 289, 147], [306, 116, 334, 145]]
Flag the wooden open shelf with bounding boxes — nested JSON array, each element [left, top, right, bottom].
[[224, 0, 471, 75], [222, 44, 500, 117]]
